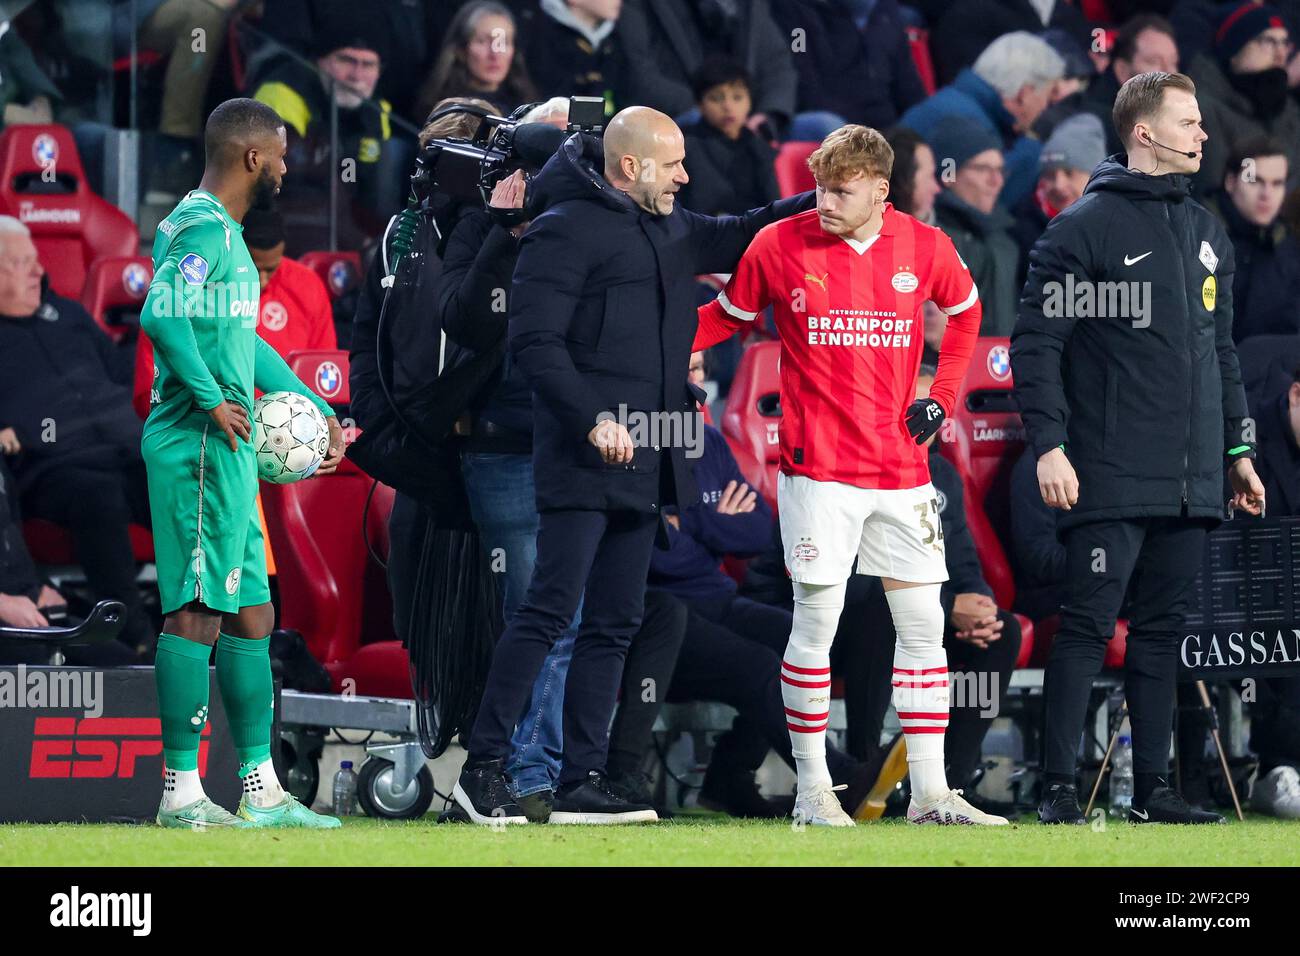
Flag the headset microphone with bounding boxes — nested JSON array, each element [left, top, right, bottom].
[[1144, 135, 1197, 159]]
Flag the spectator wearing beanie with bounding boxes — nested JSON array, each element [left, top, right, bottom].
[[1205, 136, 1300, 343], [1187, 2, 1300, 195], [251, 12, 402, 254], [900, 32, 1065, 209], [1013, 113, 1106, 287], [677, 57, 780, 216], [517, 0, 629, 118], [929, 116, 1021, 336]]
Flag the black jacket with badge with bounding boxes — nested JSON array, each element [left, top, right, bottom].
[[509, 131, 813, 514], [1011, 157, 1252, 530], [0, 292, 141, 497]]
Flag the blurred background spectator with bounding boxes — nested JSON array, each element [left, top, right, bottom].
[[677, 57, 780, 216], [901, 31, 1066, 209], [515, 0, 627, 117], [1207, 135, 1300, 343], [885, 125, 942, 225], [416, 1, 539, 121], [928, 116, 1021, 336]]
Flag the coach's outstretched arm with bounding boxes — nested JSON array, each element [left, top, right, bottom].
[[682, 190, 816, 275], [508, 215, 606, 443], [140, 219, 227, 414], [692, 224, 780, 351]]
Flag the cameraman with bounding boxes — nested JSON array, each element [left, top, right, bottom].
[[435, 98, 584, 815]]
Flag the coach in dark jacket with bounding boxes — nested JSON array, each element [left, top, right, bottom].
[[1011, 72, 1265, 825], [455, 107, 815, 823]]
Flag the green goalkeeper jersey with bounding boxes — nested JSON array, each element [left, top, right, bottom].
[[140, 189, 334, 439]]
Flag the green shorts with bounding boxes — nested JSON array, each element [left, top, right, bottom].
[[142, 413, 270, 615]]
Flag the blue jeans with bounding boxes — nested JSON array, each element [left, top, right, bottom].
[[461, 452, 579, 796]]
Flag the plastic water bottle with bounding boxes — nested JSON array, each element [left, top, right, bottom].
[[333, 760, 358, 816], [1110, 736, 1134, 817]]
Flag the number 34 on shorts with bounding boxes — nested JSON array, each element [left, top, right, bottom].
[[778, 473, 950, 586]]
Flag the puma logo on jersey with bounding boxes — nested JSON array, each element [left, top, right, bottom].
[[804, 272, 828, 291]]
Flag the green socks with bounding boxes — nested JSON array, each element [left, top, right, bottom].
[[155, 633, 213, 772], [215, 633, 274, 767]]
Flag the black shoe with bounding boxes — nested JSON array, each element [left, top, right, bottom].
[[1038, 782, 1087, 824], [1130, 786, 1225, 824], [452, 759, 528, 825], [551, 770, 659, 824], [436, 803, 470, 823], [698, 764, 782, 819], [513, 788, 554, 824], [606, 767, 672, 818]]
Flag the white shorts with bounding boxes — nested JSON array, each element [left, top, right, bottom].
[[778, 473, 949, 586]]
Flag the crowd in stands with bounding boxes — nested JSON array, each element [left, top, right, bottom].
[[2, 0, 1300, 816]]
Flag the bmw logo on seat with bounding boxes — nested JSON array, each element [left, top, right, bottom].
[[987, 344, 1011, 381], [316, 361, 342, 397]]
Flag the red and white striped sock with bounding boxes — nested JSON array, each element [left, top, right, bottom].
[[887, 584, 950, 803], [785, 582, 844, 793]]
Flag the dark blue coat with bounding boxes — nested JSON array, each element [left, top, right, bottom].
[[509, 132, 814, 514]]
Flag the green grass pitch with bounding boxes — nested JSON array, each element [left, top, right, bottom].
[[1, 815, 1295, 867]]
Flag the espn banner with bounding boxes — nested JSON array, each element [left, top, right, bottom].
[[1179, 516, 1300, 681], [0, 667, 279, 823]]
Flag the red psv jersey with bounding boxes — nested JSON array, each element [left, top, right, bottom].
[[696, 205, 981, 489]]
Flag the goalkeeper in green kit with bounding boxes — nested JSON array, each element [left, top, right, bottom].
[[140, 99, 344, 828]]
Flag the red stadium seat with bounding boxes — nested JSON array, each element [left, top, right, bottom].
[[261, 350, 406, 697], [937, 338, 1022, 610], [774, 142, 818, 198], [297, 251, 361, 302], [940, 337, 1124, 668], [906, 25, 937, 96], [81, 255, 152, 343], [721, 340, 782, 511], [23, 518, 154, 565], [0, 125, 138, 297]]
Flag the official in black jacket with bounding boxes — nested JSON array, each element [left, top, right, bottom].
[[1011, 72, 1265, 825], [455, 107, 814, 824]]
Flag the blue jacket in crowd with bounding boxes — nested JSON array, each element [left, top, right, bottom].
[[899, 68, 1042, 209], [648, 426, 774, 601]]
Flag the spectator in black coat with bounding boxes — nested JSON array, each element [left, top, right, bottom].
[[1238, 367, 1300, 818], [678, 57, 780, 216], [516, 0, 627, 117], [453, 107, 815, 823], [1205, 136, 1300, 343], [618, 0, 798, 138], [1076, 14, 1180, 158], [0, 220, 152, 658], [770, 0, 926, 132], [929, 0, 1093, 87]]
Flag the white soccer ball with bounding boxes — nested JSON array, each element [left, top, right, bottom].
[[252, 391, 330, 484]]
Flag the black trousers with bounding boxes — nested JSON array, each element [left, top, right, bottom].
[[831, 582, 1022, 787], [1250, 676, 1300, 774], [385, 491, 428, 645], [668, 592, 859, 782], [607, 589, 688, 776], [1043, 516, 1211, 777], [22, 461, 153, 649], [466, 508, 659, 785]]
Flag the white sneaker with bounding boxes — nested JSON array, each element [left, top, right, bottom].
[[1251, 765, 1300, 819], [908, 789, 1009, 825], [793, 783, 855, 827]]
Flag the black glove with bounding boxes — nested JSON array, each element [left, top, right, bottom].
[[905, 398, 945, 445]]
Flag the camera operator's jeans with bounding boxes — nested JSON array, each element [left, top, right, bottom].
[[461, 451, 580, 797]]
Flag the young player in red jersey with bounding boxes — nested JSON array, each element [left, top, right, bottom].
[[695, 125, 1006, 826]]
